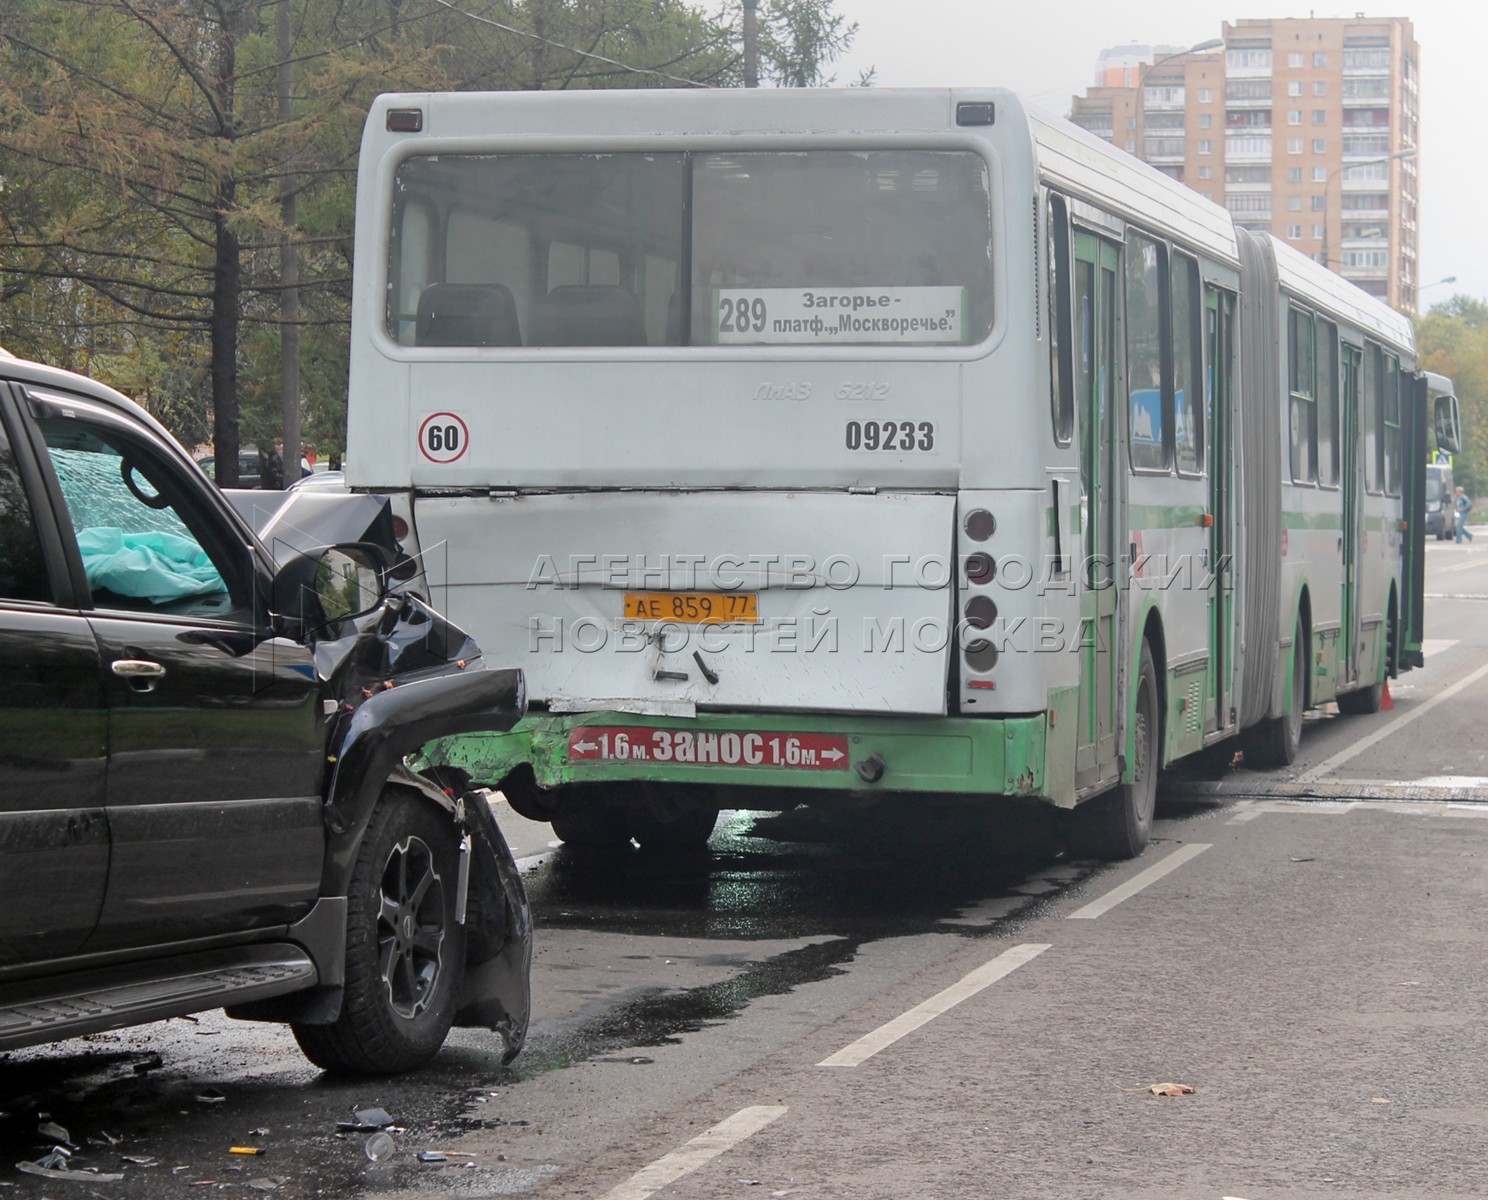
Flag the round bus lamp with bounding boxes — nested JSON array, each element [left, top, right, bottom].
[[965, 553, 996, 586], [964, 509, 996, 541], [855, 752, 886, 784]]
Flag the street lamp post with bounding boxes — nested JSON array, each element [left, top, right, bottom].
[[1319, 147, 1415, 273]]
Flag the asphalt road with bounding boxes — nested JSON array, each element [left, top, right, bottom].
[[3, 540, 1485, 1200]]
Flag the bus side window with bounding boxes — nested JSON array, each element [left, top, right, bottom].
[[1362, 343, 1380, 494], [1317, 319, 1338, 487], [1125, 231, 1170, 473], [1048, 194, 1074, 447], [1288, 306, 1318, 484], [1172, 252, 1203, 476]]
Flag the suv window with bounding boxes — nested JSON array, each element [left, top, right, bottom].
[[0, 417, 48, 603], [38, 417, 240, 616]]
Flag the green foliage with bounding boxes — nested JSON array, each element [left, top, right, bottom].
[[1417, 296, 1488, 496], [0, 0, 860, 473]]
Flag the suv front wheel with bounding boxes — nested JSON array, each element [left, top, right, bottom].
[[294, 792, 466, 1073]]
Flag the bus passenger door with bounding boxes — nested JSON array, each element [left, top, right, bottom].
[[1075, 232, 1120, 787], [1340, 344, 1364, 687], [1203, 285, 1236, 733]]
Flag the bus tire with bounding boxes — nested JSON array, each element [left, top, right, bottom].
[[629, 785, 720, 852], [550, 801, 632, 849], [1067, 641, 1159, 861], [1246, 622, 1305, 767]]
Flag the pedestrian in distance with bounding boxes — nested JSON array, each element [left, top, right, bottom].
[[1454, 486, 1474, 543]]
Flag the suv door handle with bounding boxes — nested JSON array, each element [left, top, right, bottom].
[[111, 659, 166, 677]]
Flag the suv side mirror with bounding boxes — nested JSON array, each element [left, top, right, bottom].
[[272, 542, 395, 634]]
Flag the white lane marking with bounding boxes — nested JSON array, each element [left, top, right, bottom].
[[818, 944, 1050, 1068], [1228, 800, 1359, 824], [1439, 557, 1485, 574], [1228, 799, 1488, 825], [1420, 639, 1459, 657], [1066, 843, 1212, 919], [597, 1106, 788, 1200], [1298, 659, 1488, 784]]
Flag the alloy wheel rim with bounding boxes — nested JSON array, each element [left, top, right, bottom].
[[377, 835, 445, 1019]]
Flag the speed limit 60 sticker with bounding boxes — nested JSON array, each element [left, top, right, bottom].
[[418, 412, 469, 463]]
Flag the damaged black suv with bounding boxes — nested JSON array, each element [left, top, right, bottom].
[[0, 353, 530, 1073]]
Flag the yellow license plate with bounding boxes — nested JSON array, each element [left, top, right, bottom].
[[623, 591, 759, 624]]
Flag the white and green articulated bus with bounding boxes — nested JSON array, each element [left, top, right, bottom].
[[347, 87, 1460, 859]]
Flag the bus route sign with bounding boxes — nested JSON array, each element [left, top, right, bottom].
[[713, 286, 965, 345], [568, 727, 850, 770]]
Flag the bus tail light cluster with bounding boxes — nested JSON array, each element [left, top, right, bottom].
[[961, 509, 999, 679]]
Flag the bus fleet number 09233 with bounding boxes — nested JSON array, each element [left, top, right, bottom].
[[845, 420, 935, 451]]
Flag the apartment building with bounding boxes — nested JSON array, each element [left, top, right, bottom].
[[1070, 17, 1421, 312]]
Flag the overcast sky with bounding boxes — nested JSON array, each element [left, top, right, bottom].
[[830, 1, 1486, 308]]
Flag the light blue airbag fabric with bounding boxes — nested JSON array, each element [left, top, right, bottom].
[[76, 527, 225, 602]]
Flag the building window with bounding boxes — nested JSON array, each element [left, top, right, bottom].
[[1226, 165, 1271, 183], [1288, 195, 1303, 211], [1313, 80, 1327, 96], [1288, 110, 1302, 125], [1288, 51, 1304, 67], [1126, 140, 1136, 152], [1313, 52, 1327, 68], [1199, 88, 1213, 102], [1312, 195, 1326, 210], [1198, 165, 1213, 180], [1312, 139, 1326, 154], [1313, 110, 1327, 125], [1227, 48, 1274, 70], [1312, 224, 1325, 239], [1127, 116, 1137, 128], [1312, 166, 1327, 182], [1343, 132, 1389, 155], [1287, 81, 1303, 97], [1226, 79, 1271, 100], [1287, 224, 1303, 240], [1343, 47, 1390, 70], [1288, 138, 1303, 154], [1198, 139, 1212, 154], [1199, 113, 1212, 128], [1287, 167, 1302, 182]]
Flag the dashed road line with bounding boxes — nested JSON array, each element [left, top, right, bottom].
[[597, 1106, 788, 1200], [818, 943, 1051, 1067], [1297, 659, 1488, 784], [1065, 843, 1211, 919]]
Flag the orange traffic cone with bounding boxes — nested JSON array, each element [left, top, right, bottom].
[[1380, 680, 1394, 710]]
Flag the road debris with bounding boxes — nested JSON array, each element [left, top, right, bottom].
[[229, 1146, 265, 1156], [37, 1120, 73, 1145], [1148, 1082, 1197, 1097], [364, 1132, 395, 1162], [16, 1149, 125, 1183]]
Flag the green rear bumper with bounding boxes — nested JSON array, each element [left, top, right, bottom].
[[423, 709, 1050, 799]]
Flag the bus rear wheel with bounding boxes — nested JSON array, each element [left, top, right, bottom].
[[1067, 641, 1159, 861]]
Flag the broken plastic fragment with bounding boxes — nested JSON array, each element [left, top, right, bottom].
[[17, 1159, 124, 1183], [37, 1121, 72, 1145], [352, 1107, 395, 1128]]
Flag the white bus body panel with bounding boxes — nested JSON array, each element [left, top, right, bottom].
[[414, 490, 957, 716]]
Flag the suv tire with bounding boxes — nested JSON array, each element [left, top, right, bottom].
[[294, 792, 465, 1073]]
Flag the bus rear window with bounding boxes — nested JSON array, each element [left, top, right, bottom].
[[388, 150, 994, 349]]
